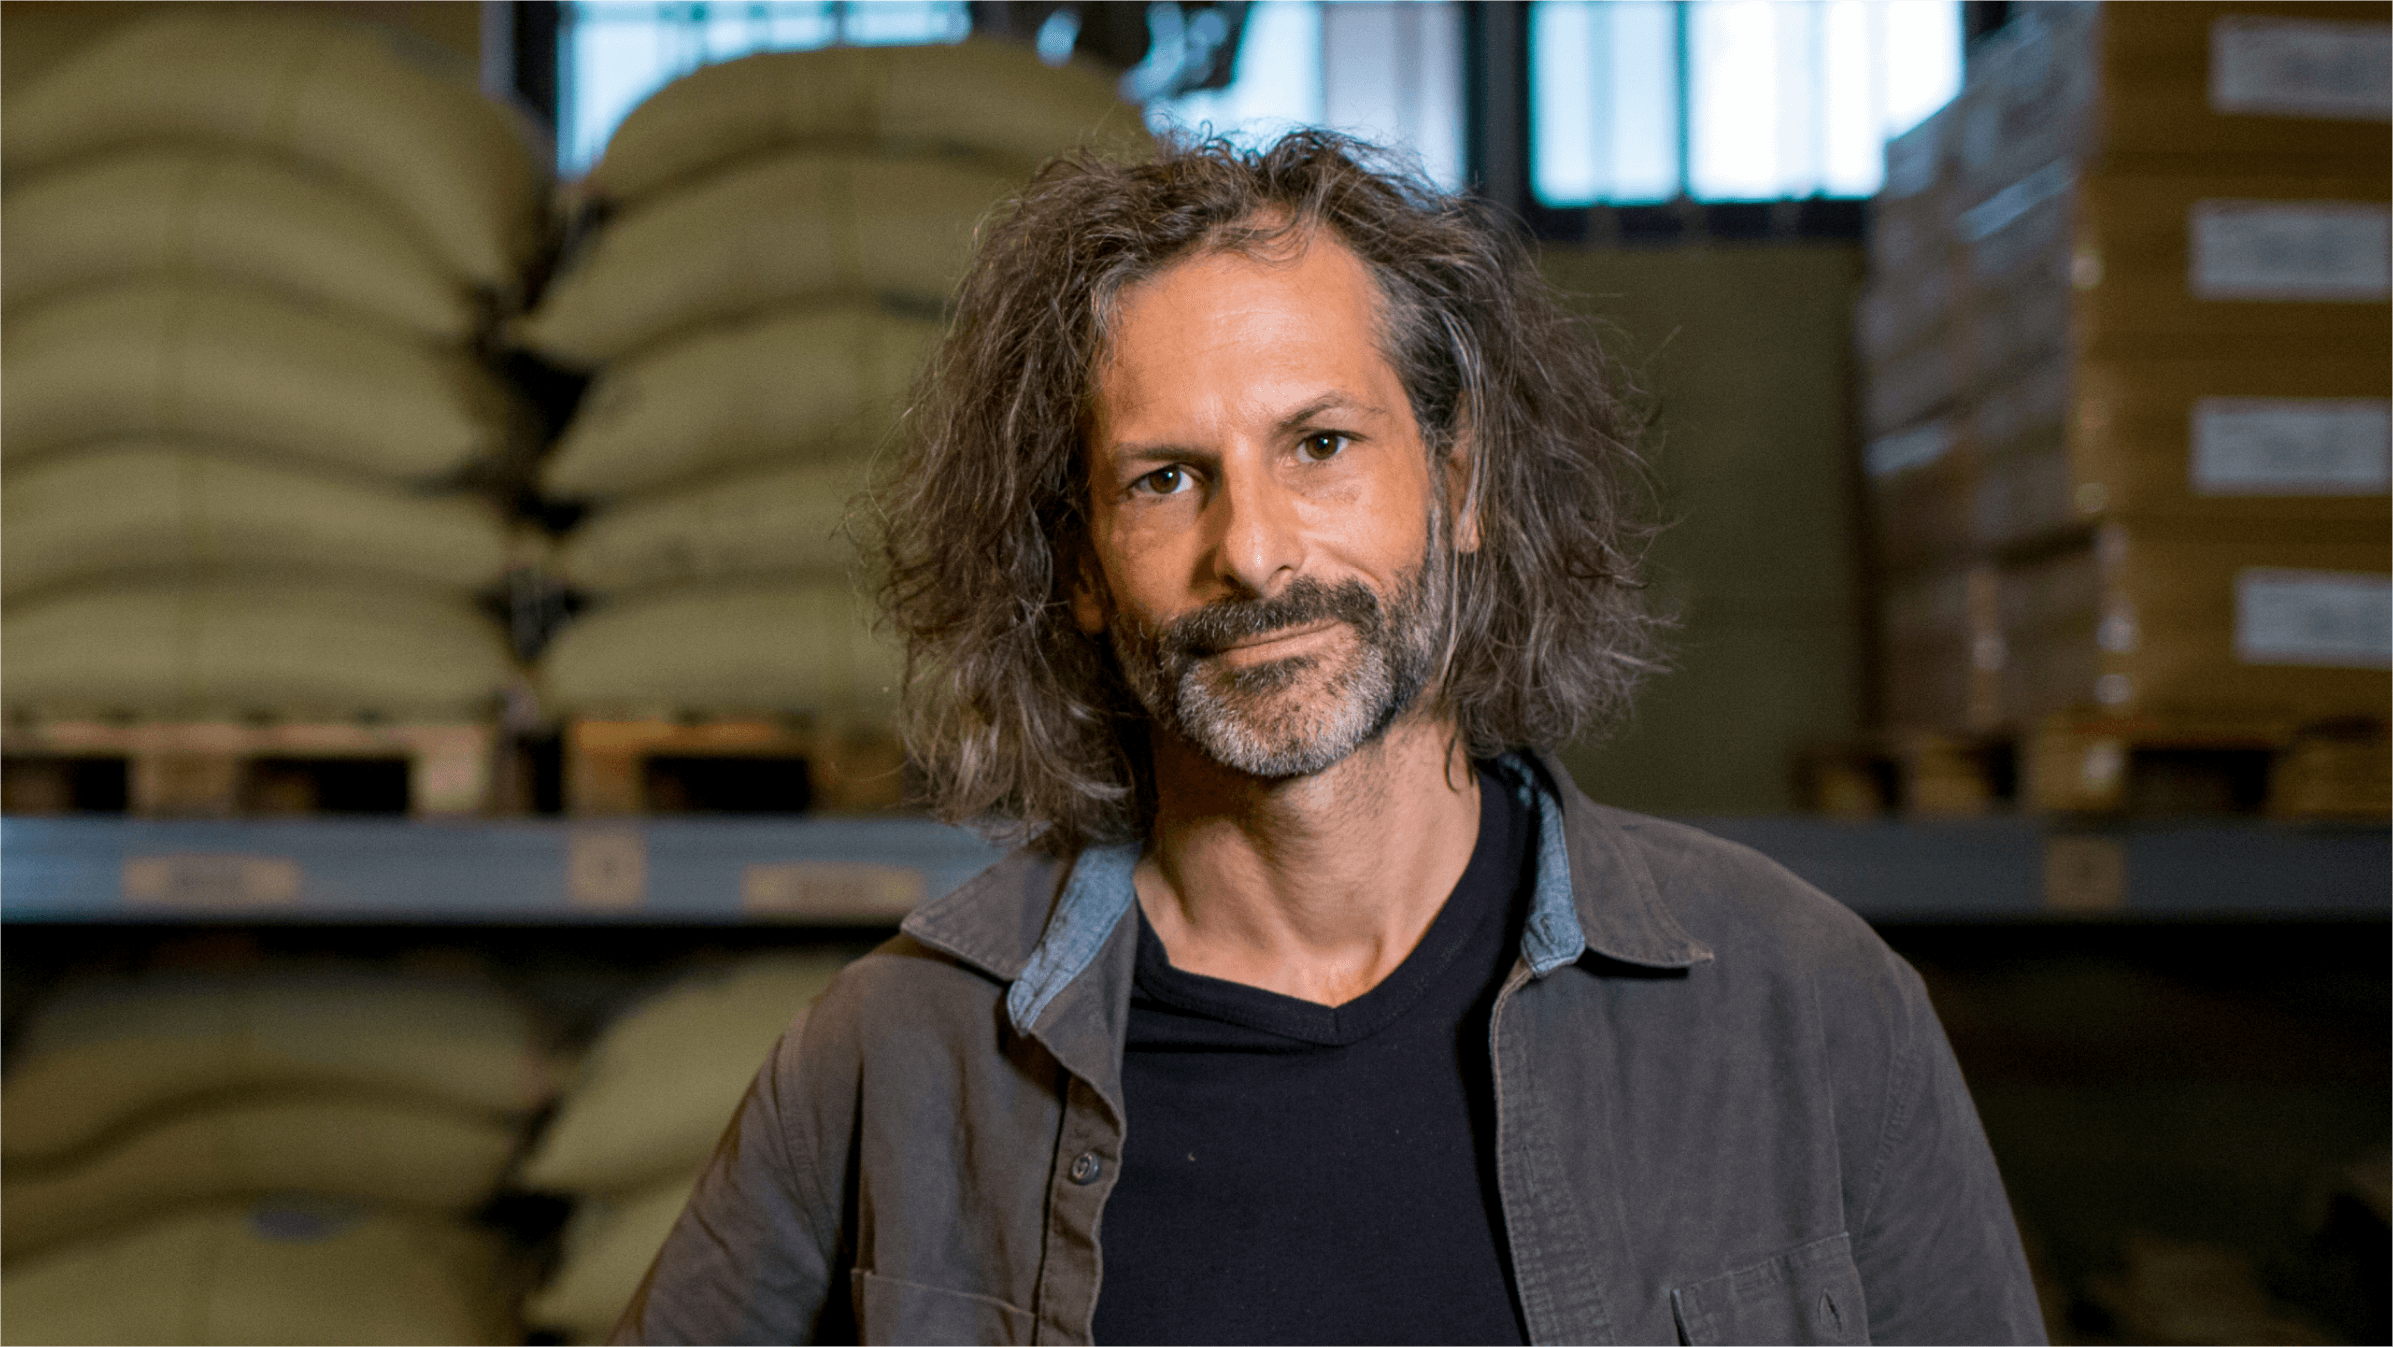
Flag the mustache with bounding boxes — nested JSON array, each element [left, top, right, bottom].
[[1150, 576, 1386, 662]]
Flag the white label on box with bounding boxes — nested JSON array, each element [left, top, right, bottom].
[[2193, 398, 2393, 494], [1867, 420, 1952, 477], [2236, 569, 2393, 668], [2190, 202, 2391, 300], [2211, 17, 2393, 121]]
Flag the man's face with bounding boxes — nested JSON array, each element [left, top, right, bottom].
[[1074, 233, 1457, 778]]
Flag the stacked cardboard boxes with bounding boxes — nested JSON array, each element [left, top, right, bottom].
[[1862, 3, 2389, 772]]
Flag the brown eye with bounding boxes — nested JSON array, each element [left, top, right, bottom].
[[1297, 433, 1350, 463], [1134, 465, 1192, 496]]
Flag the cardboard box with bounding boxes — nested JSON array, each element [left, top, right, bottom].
[[2001, 522, 2390, 723], [2073, 173, 2391, 356], [1855, 264, 1951, 371], [1883, 563, 2002, 733], [1952, 4, 2102, 203], [1867, 418, 1980, 574], [2069, 355, 2391, 524], [1966, 346, 2076, 553], [1954, 3, 2390, 203], [2098, 3, 2393, 170], [1862, 340, 1961, 437]]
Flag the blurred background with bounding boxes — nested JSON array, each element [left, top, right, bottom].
[[0, 1, 2383, 1342]]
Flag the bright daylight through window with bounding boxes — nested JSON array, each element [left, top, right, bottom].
[[557, 1, 1958, 205], [1532, 0, 1963, 204]]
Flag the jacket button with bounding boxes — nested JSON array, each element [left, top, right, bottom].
[[1068, 1151, 1103, 1185]]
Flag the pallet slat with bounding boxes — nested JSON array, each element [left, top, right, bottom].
[[1804, 714, 2389, 819], [563, 719, 906, 816], [1, 721, 495, 817]]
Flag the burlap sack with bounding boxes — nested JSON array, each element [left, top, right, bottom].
[[3, 149, 480, 340], [519, 154, 1015, 367], [2, 968, 554, 1164], [536, 580, 899, 720], [523, 1173, 698, 1343], [521, 955, 846, 1195], [0, 10, 547, 293], [2, 1096, 519, 1259], [0, 279, 521, 481], [2, 443, 512, 601], [0, 1199, 514, 1345], [0, 576, 518, 721], [587, 40, 1149, 206], [559, 459, 865, 595], [542, 303, 935, 499]]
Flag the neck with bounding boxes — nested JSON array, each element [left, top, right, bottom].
[[1134, 712, 1483, 1006]]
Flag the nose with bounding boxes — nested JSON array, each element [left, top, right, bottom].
[[1210, 453, 1306, 598]]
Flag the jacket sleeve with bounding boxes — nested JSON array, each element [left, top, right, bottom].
[[613, 1007, 855, 1345], [1850, 964, 2047, 1345]]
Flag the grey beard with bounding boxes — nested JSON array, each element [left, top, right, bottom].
[[1108, 552, 1446, 780]]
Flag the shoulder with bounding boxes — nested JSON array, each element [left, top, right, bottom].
[[1603, 809, 1891, 960], [1573, 801, 1933, 1033], [798, 845, 1071, 1060]]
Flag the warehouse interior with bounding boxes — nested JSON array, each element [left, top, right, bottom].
[[0, 1, 2384, 1342]]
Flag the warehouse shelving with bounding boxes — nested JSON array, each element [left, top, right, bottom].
[[3, 814, 2383, 925]]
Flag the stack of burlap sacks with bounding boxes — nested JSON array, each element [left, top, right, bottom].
[[521, 42, 1148, 724], [515, 954, 851, 1342], [0, 965, 560, 1344], [1858, 2, 2390, 805], [0, 11, 547, 723]]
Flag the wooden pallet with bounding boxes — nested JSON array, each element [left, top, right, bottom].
[[1802, 715, 2388, 819], [563, 718, 908, 815], [2026, 712, 2390, 818], [1796, 733, 2013, 818], [0, 720, 496, 817]]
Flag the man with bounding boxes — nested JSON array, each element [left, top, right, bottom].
[[619, 132, 2044, 1345]]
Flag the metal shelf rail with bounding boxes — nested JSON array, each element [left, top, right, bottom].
[[2, 815, 2385, 924]]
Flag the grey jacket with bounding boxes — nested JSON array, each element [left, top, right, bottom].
[[619, 753, 2045, 1345]]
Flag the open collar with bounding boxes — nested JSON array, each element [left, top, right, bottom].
[[899, 750, 1713, 1039]]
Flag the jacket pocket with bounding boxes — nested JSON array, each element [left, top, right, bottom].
[[852, 1269, 1037, 1345], [1671, 1232, 1868, 1346]]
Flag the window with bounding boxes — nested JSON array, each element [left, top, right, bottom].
[[1148, 1, 1467, 190], [557, 1, 970, 173], [1531, 0, 1962, 205]]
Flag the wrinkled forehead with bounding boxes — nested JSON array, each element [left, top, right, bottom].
[[1085, 235, 1412, 455]]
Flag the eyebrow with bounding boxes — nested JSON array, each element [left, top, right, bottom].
[[1105, 391, 1388, 464], [1273, 391, 1384, 436]]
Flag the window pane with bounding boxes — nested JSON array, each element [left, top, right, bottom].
[[1321, 3, 1466, 188], [1531, 0, 1959, 204], [1148, 0, 1325, 144], [1820, 0, 1881, 196], [841, 1, 969, 46], [1883, 0, 1963, 133], [559, 1, 967, 174], [1688, 0, 1785, 199], [1147, 2, 1463, 189], [1531, 0, 1680, 206]]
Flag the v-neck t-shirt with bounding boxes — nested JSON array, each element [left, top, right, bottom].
[[1091, 765, 1535, 1346]]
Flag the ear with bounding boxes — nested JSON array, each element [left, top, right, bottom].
[[1069, 544, 1112, 635], [1443, 434, 1483, 554]]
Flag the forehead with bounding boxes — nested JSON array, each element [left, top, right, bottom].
[[1091, 234, 1399, 433]]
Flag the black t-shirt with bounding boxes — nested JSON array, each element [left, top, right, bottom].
[[1091, 766, 1535, 1346]]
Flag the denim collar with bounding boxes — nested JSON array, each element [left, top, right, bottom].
[[902, 750, 1712, 1037]]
